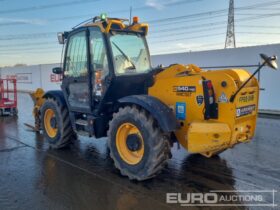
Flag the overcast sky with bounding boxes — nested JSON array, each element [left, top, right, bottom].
[[0, 0, 279, 66]]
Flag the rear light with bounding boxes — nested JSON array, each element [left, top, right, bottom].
[[209, 96, 214, 104], [207, 81, 213, 89], [208, 89, 213, 96], [207, 81, 214, 104], [94, 70, 103, 97], [202, 80, 218, 119]]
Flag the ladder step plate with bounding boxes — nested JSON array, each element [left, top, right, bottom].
[[75, 119, 88, 126], [76, 130, 89, 137]]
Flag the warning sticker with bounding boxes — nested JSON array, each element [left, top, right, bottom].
[[218, 92, 228, 103], [176, 102, 186, 120]]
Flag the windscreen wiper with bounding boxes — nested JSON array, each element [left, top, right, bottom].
[[112, 42, 136, 69]]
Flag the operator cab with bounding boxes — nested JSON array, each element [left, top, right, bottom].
[[53, 14, 153, 136], [56, 14, 152, 110]]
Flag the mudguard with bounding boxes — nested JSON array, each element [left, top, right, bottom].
[[118, 95, 179, 132], [43, 90, 67, 108]]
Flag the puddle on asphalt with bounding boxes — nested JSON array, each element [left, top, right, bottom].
[[0, 93, 279, 209]]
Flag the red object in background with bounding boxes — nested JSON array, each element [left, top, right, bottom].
[[50, 74, 63, 83], [0, 79, 18, 116]]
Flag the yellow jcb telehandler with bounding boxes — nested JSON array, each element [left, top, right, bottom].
[[30, 14, 278, 180]]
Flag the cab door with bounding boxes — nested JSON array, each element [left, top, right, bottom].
[[89, 27, 110, 106], [62, 28, 92, 113]]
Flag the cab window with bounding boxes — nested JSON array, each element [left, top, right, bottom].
[[90, 27, 109, 97], [90, 28, 109, 78], [65, 31, 88, 77], [110, 33, 151, 75]]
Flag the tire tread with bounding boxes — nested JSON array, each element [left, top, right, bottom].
[[41, 98, 75, 149], [108, 106, 171, 181]]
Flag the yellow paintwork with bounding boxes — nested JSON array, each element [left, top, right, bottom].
[[30, 88, 45, 131], [187, 121, 231, 156], [149, 64, 205, 150], [85, 18, 149, 35], [116, 122, 144, 165], [128, 23, 149, 35], [30, 88, 45, 113], [105, 20, 126, 33], [149, 64, 259, 157], [44, 109, 58, 138]]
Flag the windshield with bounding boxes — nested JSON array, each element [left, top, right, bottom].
[[110, 33, 151, 75]]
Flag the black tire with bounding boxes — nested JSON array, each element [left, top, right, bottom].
[[108, 106, 171, 181], [41, 98, 76, 149], [34, 108, 41, 132], [199, 149, 226, 158], [212, 149, 226, 156]]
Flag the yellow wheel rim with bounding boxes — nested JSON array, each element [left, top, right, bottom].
[[116, 123, 144, 165], [44, 109, 58, 138]]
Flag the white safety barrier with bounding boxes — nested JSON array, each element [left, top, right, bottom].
[[0, 63, 61, 92]]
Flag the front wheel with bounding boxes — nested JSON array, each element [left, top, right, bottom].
[[41, 98, 76, 149], [108, 106, 171, 181]]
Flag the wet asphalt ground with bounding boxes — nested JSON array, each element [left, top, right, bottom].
[[0, 93, 279, 210]]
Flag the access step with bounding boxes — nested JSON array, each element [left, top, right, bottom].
[[75, 119, 88, 126]]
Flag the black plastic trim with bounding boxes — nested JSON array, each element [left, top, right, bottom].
[[118, 95, 179, 132]]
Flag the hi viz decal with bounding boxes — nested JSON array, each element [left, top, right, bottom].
[[176, 102, 186, 120], [196, 95, 204, 106], [236, 105, 256, 117], [173, 86, 196, 97]]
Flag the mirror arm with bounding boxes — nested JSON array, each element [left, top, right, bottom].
[[230, 62, 266, 103]]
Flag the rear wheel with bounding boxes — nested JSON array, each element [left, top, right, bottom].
[[108, 106, 171, 181], [212, 149, 226, 156], [41, 98, 76, 149], [201, 149, 226, 158]]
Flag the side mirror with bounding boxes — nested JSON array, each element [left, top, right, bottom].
[[260, 53, 278, 70], [57, 32, 65, 44], [52, 67, 63, 74], [57, 32, 69, 45]]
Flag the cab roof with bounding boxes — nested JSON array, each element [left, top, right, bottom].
[[80, 15, 149, 35], [57, 15, 149, 44]]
